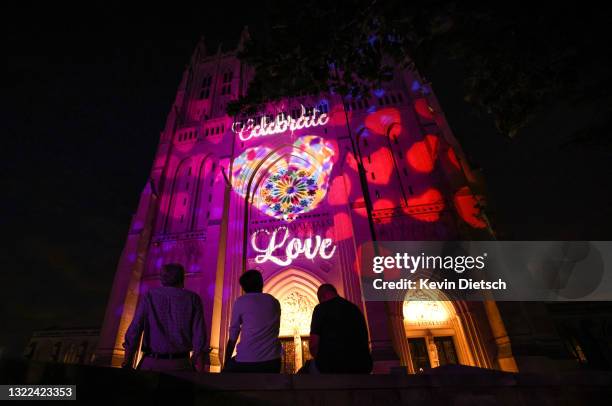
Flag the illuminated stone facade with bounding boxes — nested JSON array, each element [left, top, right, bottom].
[[95, 36, 522, 373]]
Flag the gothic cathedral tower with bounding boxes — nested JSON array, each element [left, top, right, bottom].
[[95, 33, 520, 374]]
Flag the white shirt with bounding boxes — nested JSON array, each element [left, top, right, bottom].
[[229, 292, 281, 362]]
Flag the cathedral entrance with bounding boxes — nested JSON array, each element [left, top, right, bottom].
[[277, 287, 315, 373], [280, 336, 313, 374], [263, 268, 321, 373], [403, 298, 473, 371]]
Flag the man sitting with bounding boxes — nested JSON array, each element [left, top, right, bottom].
[[223, 269, 281, 373], [307, 284, 372, 374]]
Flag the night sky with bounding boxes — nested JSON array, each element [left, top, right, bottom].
[[3, 4, 611, 358]]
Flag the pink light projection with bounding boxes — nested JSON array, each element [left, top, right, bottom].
[[100, 44, 501, 375], [403, 188, 445, 222], [174, 142, 198, 153], [207, 132, 225, 145], [453, 186, 487, 229], [406, 134, 439, 173], [231, 136, 335, 222]]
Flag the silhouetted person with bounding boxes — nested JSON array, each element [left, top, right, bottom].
[[122, 263, 208, 372], [223, 270, 281, 373], [307, 284, 372, 373]]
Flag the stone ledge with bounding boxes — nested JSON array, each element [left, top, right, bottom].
[[2, 360, 612, 405]]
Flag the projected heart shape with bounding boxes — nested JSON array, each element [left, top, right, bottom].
[[231, 136, 336, 222]]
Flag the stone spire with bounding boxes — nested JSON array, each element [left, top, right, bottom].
[[190, 35, 207, 65], [237, 26, 250, 52]]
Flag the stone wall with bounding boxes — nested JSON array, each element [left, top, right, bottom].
[[2, 360, 611, 405]]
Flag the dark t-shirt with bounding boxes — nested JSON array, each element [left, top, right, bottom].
[[310, 296, 373, 373]]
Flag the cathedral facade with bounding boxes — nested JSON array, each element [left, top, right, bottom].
[[94, 37, 522, 374]]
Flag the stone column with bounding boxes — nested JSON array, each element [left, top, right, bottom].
[[208, 166, 232, 372], [483, 300, 519, 372], [364, 301, 406, 373]]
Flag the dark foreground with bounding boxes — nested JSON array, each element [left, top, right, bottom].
[[1, 359, 611, 405]]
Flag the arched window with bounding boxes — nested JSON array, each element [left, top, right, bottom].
[[221, 71, 232, 95], [193, 158, 216, 230], [167, 159, 194, 234], [200, 75, 212, 99]]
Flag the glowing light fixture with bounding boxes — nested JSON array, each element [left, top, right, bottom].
[[403, 301, 449, 324], [279, 290, 315, 336]]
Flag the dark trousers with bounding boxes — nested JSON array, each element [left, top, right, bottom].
[[223, 357, 281, 373]]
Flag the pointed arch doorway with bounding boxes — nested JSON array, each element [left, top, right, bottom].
[[264, 268, 322, 373], [402, 292, 476, 372]]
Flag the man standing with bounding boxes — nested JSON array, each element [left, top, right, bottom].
[[223, 270, 281, 373], [308, 284, 372, 374], [122, 263, 208, 372]]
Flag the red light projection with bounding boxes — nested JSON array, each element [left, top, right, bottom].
[[447, 147, 460, 170], [368, 147, 394, 185], [345, 151, 359, 172], [414, 98, 435, 120], [403, 188, 444, 222], [353, 197, 368, 218], [328, 175, 350, 206], [329, 103, 351, 126], [354, 244, 366, 276], [373, 198, 395, 224], [373, 198, 395, 210], [406, 134, 439, 173], [453, 186, 487, 229], [356, 243, 399, 279], [330, 212, 353, 241], [364, 108, 401, 135]]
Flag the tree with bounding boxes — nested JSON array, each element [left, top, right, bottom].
[[228, 1, 612, 142]]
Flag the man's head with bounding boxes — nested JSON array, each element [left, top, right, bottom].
[[317, 283, 338, 303], [240, 269, 264, 293], [161, 263, 185, 287]]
